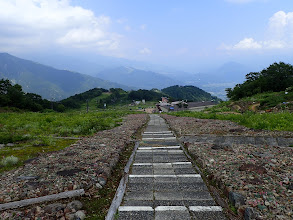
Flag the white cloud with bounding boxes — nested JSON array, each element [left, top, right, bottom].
[[0, 0, 121, 52], [233, 38, 262, 49], [221, 10, 293, 51], [139, 47, 151, 54]]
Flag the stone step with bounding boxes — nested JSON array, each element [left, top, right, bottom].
[[144, 131, 172, 134], [136, 149, 183, 153], [107, 114, 227, 220], [138, 146, 181, 150], [117, 206, 226, 220], [142, 133, 174, 136], [142, 137, 177, 141]]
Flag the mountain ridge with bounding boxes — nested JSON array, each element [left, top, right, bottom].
[[96, 66, 183, 90], [0, 53, 133, 100]]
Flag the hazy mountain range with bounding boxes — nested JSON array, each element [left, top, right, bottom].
[[0, 52, 253, 100], [0, 53, 133, 100], [96, 66, 182, 90]]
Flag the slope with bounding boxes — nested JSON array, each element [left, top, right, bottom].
[[0, 53, 132, 100], [162, 85, 219, 102]]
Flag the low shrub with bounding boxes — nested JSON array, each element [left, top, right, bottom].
[[1, 155, 19, 166]]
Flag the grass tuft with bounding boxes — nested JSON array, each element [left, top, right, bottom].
[[1, 155, 19, 167]]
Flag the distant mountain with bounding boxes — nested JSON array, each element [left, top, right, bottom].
[[96, 66, 182, 90], [162, 85, 220, 102], [164, 62, 252, 100], [0, 53, 132, 100], [24, 52, 162, 76]]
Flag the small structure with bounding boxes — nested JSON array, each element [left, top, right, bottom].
[[161, 97, 169, 103]]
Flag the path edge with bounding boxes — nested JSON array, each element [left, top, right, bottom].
[[105, 141, 140, 220]]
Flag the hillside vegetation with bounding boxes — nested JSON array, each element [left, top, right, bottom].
[[0, 79, 65, 112], [226, 62, 293, 100], [170, 62, 293, 132], [162, 85, 220, 102]]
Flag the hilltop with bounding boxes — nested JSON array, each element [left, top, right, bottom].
[[162, 85, 220, 102]]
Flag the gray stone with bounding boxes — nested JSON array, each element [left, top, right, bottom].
[[244, 207, 257, 220], [98, 177, 107, 186], [75, 210, 86, 220], [67, 200, 83, 210], [6, 143, 14, 147], [229, 192, 246, 207], [96, 183, 103, 189], [44, 203, 64, 214], [17, 176, 39, 180], [211, 144, 224, 150], [255, 137, 265, 145]]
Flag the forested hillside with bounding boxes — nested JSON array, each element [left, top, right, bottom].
[[162, 85, 219, 102], [226, 62, 293, 100], [0, 79, 64, 112]]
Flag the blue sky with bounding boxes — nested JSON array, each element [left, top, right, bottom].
[[0, 0, 293, 71]]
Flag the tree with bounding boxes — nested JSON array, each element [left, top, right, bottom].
[[226, 62, 293, 100]]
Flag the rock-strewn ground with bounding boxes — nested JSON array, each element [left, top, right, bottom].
[[0, 114, 148, 219], [162, 115, 293, 220]]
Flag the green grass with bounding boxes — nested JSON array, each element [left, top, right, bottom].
[[169, 111, 293, 131], [0, 110, 134, 173]]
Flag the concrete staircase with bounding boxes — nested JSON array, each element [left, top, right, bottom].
[[117, 114, 227, 219]]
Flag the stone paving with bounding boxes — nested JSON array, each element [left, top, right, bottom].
[[117, 114, 227, 220]]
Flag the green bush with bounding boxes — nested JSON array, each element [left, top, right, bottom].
[[1, 155, 19, 166]]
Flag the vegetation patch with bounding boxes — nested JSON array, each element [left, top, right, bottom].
[[0, 110, 133, 173], [169, 111, 293, 131]]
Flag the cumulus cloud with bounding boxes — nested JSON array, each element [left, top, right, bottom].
[[139, 47, 151, 54], [233, 38, 262, 49], [0, 0, 121, 52], [221, 10, 293, 51]]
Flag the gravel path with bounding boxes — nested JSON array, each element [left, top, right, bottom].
[[162, 114, 293, 220], [0, 114, 148, 219]]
